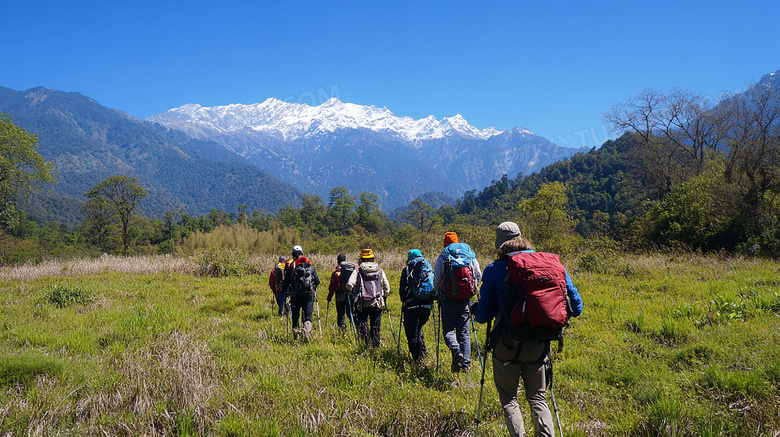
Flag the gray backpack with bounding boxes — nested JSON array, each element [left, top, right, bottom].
[[359, 267, 383, 301]]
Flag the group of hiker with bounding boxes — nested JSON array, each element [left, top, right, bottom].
[[268, 221, 583, 437]]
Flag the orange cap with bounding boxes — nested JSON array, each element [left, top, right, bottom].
[[443, 232, 459, 247]]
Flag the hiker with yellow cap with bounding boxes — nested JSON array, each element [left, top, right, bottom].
[[346, 248, 391, 347], [433, 231, 482, 372]]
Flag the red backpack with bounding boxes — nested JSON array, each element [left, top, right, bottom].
[[501, 251, 570, 342], [441, 243, 478, 301]]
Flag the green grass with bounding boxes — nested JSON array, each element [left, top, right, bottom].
[[0, 254, 778, 435]]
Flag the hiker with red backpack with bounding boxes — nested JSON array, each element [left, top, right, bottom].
[[269, 255, 289, 317], [474, 222, 583, 437], [434, 232, 482, 373], [346, 249, 390, 348], [399, 249, 435, 364], [284, 245, 321, 341], [326, 253, 349, 331]]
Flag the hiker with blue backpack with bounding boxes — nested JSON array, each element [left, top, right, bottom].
[[474, 222, 583, 437], [346, 249, 390, 348], [434, 232, 482, 373], [284, 245, 321, 341], [399, 249, 435, 364]]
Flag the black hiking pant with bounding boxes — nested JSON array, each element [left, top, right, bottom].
[[291, 293, 314, 329], [356, 304, 382, 347], [403, 305, 431, 363], [335, 299, 348, 330]]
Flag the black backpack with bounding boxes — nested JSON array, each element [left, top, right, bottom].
[[338, 261, 357, 294], [290, 262, 316, 298], [274, 264, 285, 292]]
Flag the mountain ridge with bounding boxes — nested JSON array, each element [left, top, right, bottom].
[[149, 98, 587, 209], [149, 98, 505, 143]]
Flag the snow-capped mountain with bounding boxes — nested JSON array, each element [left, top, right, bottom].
[[149, 99, 585, 210], [150, 98, 503, 143]]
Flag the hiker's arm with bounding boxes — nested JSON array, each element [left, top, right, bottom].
[[313, 268, 321, 289], [381, 271, 390, 297], [565, 270, 583, 317], [474, 262, 502, 324], [398, 267, 409, 302], [433, 255, 444, 291], [327, 271, 339, 302], [269, 269, 276, 292], [472, 258, 482, 282]]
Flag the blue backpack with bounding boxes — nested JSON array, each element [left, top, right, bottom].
[[406, 256, 434, 300]]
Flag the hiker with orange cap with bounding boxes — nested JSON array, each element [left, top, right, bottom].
[[434, 232, 482, 372], [346, 248, 391, 347]]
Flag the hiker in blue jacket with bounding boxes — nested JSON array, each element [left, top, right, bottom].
[[474, 221, 582, 437]]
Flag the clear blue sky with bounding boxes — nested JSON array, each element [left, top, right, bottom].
[[2, 0, 778, 149]]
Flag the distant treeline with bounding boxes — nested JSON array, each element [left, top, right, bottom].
[[2, 79, 780, 263]]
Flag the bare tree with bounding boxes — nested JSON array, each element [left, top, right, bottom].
[[605, 88, 727, 199], [722, 78, 780, 220]]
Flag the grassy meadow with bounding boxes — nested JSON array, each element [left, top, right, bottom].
[[0, 252, 779, 436]]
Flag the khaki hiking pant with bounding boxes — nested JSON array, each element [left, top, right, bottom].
[[492, 338, 554, 437]]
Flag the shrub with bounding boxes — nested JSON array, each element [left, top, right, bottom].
[[195, 249, 260, 277], [40, 283, 96, 308]]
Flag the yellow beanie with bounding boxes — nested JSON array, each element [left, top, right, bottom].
[[359, 248, 374, 259]]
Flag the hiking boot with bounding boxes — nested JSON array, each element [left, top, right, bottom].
[[451, 351, 464, 373], [419, 333, 428, 359]]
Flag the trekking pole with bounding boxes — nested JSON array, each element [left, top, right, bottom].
[[397, 305, 404, 356], [547, 358, 564, 437], [285, 297, 290, 342], [346, 297, 358, 340], [385, 302, 398, 347], [435, 301, 441, 372], [475, 320, 492, 436], [315, 293, 322, 340], [470, 312, 483, 371]]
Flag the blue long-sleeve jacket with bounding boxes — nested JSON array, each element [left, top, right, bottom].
[[474, 250, 583, 324]]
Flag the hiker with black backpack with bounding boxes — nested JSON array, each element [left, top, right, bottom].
[[474, 222, 583, 437], [345, 249, 390, 348], [326, 253, 349, 332], [269, 255, 289, 317], [284, 245, 321, 341], [399, 249, 435, 365], [434, 232, 482, 373]]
